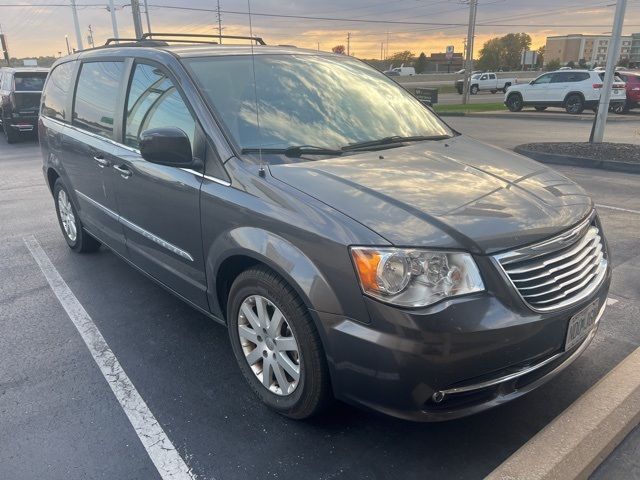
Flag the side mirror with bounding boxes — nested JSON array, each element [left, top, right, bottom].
[[139, 127, 193, 167], [529, 80, 535, 85]]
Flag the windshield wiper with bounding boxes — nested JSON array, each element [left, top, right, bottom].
[[342, 135, 451, 151], [241, 145, 344, 158]]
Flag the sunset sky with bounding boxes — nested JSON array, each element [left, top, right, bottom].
[[1, 0, 640, 59]]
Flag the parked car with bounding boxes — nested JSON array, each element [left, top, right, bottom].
[[384, 65, 415, 76], [505, 69, 626, 114], [612, 71, 640, 113], [0, 66, 48, 143], [40, 38, 610, 422], [455, 72, 516, 94]]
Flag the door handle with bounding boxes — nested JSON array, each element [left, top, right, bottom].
[[93, 155, 110, 168], [113, 165, 132, 179]]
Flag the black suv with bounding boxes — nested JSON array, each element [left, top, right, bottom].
[[39, 35, 610, 422], [1, 67, 48, 143]]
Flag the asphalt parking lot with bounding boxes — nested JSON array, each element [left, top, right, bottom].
[[1, 117, 639, 479]]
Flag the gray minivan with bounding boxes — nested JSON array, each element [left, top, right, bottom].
[[39, 35, 611, 422]]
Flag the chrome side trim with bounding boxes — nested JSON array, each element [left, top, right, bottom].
[[75, 190, 194, 262], [438, 301, 606, 397], [10, 124, 35, 131]]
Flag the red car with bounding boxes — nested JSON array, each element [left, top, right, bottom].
[[614, 72, 640, 113]]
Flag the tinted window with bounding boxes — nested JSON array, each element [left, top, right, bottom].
[[42, 62, 75, 121], [125, 63, 195, 149], [73, 61, 123, 139], [14, 73, 47, 91], [598, 72, 624, 82], [552, 72, 590, 83]]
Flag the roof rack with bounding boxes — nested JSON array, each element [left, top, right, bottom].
[[143, 33, 266, 45], [103, 33, 266, 48]]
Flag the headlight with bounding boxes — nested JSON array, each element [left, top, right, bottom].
[[350, 247, 484, 307]]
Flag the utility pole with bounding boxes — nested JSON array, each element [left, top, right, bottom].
[[87, 25, 95, 48], [386, 31, 390, 59], [216, 0, 223, 44], [462, 0, 478, 105], [143, 0, 152, 34], [317, 42, 320, 51], [347, 32, 351, 56], [70, 0, 84, 51], [591, 0, 627, 143], [107, 0, 119, 40], [65, 35, 71, 54], [381, 41, 383, 60], [131, 0, 144, 39]]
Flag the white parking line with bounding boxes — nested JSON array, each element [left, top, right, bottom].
[[596, 204, 640, 215], [23, 235, 197, 480]]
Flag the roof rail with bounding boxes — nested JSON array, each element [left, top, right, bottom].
[[141, 33, 266, 45]]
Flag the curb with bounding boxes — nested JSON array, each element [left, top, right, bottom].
[[514, 145, 640, 174], [486, 347, 640, 480], [437, 111, 639, 122]]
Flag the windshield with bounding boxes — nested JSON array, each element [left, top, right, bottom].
[[14, 73, 47, 91], [471, 74, 481, 80], [185, 54, 452, 159]]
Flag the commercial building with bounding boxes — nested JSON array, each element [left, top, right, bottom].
[[423, 52, 463, 73], [544, 34, 632, 67]]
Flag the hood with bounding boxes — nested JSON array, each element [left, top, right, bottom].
[[269, 136, 592, 254]]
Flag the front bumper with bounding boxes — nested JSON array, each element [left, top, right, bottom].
[[316, 263, 611, 422]]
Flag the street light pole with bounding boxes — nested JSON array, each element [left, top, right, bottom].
[[70, 0, 84, 51], [591, 0, 627, 143], [108, 0, 119, 40], [462, 0, 478, 105], [131, 0, 144, 39], [143, 0, 152, 34]]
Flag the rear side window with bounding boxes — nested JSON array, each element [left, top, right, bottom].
[[42, 62, 75, 121], [73, 61, 124, 139], [124, 63, 195, 149], [552, 72, 590, 83]]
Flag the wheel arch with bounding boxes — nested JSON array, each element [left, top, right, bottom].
[[207, 227, 342, 323], [46, 167, 60, 194], [563, 91, 585, 105]]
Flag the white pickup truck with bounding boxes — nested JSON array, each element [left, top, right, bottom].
[[455, 72, 516, 95]]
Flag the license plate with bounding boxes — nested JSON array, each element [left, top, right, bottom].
[[564, 300, 599, 351]]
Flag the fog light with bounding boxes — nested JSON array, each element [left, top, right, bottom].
[[432, 391, 446, 403]]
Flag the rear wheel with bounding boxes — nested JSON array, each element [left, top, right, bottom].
[[227, 266, 332, 419], [506, 93, 524, 112], [564, 94, 584, 114], [53, 179, 101, 253], [534, 106, 547, 111], [3, 122, 19, 144]]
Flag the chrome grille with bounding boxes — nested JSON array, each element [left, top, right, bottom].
[[495, 217, 608, 312]]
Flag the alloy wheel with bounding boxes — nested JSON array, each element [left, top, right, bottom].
[[237, 294, 301, 396], [58, 189, 77, 242]]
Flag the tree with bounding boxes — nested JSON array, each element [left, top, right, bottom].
[[545, 59, 561, 71], [536, 46, 545, 68], [566, 60, 575, 69], [388, 50, 415, 64], [618, 57, 630, 68], [578, 58, 587, 68], [331, 45, 345, 54], [476, 33, 532, 71], [414, 52, 428, 73]]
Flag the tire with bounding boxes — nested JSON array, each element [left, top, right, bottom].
[[534, 106, 547, 111], [506, 93, 524, 112], [3, 122, 19, 144], [611, 103, 628, 114], [53, 179, 101, 253], [227, 266, 332, 419], [470, 85, 479, 95], [502, 83, 511, 93], [564, 94, 584, 114]]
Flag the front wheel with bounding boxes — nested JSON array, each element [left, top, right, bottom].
[[3, 122, 19, 144], [506, 93, 524, 112], [565, 94, 585, 114], [227, 267, 332, 419], [470, 85, 479, 95], [53, 179, 101, 253]]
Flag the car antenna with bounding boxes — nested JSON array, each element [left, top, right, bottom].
[[246, 0, 265, 177]]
